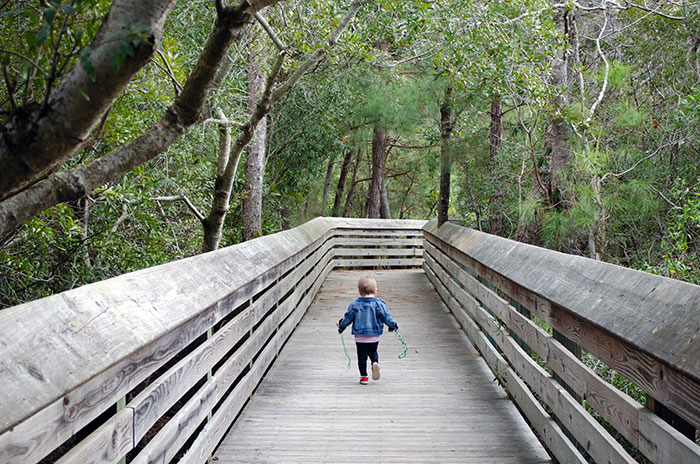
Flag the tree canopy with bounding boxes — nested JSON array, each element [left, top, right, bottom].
[[1, 0, 699, 307]]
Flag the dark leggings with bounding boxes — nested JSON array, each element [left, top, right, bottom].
[[356, 342, 379, 377]]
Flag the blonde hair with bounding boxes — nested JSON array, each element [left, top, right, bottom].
[[358, 276, 377, 296]]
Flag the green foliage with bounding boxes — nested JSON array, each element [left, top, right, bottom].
[[3, 0, 700, 309], [643, 183, 700, 284], [603, 61, 632, 90]]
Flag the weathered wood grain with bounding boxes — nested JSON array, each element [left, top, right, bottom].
[[181, 265, 332, 464], [332, 237, 423, 247], [332, 258, 424, 268], [58, 234, 338, 463], [423, 222, 700, 429], [424, 226, 700, 463], [134, 251, 334, 464], [425, 241, 644, 439], [423, 220, 700, 378], [0, 218, 425, 463], [424, 251, 637, 463]]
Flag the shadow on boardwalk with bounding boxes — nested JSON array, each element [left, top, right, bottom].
[[214, 269, 552, 463]]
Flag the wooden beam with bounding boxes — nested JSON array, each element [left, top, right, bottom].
[[423, 223, 700, 429]]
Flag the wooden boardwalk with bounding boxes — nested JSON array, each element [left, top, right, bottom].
[[214, 269, 552, 463]]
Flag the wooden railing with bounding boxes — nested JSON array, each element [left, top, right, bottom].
[[423, 219, 700, 464], [0, 218, 425, 464]]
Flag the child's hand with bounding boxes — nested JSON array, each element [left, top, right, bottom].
[[335, 321, 340, 328]]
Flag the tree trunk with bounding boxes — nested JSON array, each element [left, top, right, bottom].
[[343, 147, 362, 217], [0, 0, 282, 200], [0, 0, 369, 241], [366, 126, 388, 218], [380, 177, 391, 219], [545, 4, 573, 203], [331, 148, 354, 217], [488, 97, 504, 235], [242, 51, 268, 242], [280, 205, 290, 229], [202, 110, 234, 252], [0, 2, 272, 240], [437, 82, 454, 227], [320, 155, 335, 216], [0, 0, 174, 199]]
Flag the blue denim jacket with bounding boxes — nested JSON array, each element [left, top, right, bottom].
[[337, 296, 398, 336]]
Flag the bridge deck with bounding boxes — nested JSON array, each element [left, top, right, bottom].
[[214, 269, 552, 463]]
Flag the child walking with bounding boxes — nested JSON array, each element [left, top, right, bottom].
[[337, 276, 399, 385]]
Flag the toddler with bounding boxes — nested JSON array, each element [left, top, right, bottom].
[[337, 276, 398, 385]]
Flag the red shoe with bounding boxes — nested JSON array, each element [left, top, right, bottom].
[[359, 376, 369, 385]]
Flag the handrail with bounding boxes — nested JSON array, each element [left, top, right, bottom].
[[0, 217, 425, 464], [423, 219, 700, 464]]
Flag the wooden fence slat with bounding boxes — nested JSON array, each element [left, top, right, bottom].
[[424, 224, 700, 464], [426, 239, 700, 464], [332, 258, 424, 268], [425, 250, 636, 463], [0, 220, 343, 464], [423, 222, 700, 428], [59, 241, 336, 464], [426, 241, 643, 440], [638, 409, 700, 463], [332, 237, 423, 247], [332, 230, 424, 237], [423, 257, 586, 464], [179, 264, 332, 464], [333, 248, 423, 257]]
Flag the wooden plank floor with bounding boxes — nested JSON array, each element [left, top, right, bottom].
[[214, 269, 552, 463]]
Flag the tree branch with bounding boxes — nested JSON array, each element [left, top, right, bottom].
[[254, 11, 287, 51], [153, 193, 205, 222], [585, 10, 609, 125], [0, 0, 176, 199], [270, 0, 370, 104], [0, 49, 49, 78], [155, 49, 183, 95], [0, 1, 279, 239]]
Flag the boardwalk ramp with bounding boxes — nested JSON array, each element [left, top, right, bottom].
[[215, 269, 550, 463]]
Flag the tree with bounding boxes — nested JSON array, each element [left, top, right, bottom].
[[0, 0, 283, 240], [437, 82, 455, 227]]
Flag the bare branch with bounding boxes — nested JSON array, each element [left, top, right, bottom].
[[155, 49, 183, 95], [110, 203, 130, 233], [254, 12, 287, 51], [0, 49, 49, 78], [154, 193, 205, 222], [585, 10, 610, 125], [271, 0, 371, 104]]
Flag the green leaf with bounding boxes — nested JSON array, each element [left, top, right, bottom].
[[37, 22, 51, 45], [45, 7, 57, 24]]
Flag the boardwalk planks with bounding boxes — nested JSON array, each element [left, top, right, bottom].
[[214, 270, 552, 464]]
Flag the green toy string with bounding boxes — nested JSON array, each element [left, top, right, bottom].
[[340, 330, 408, 369], [339, 332, 352, 369], [394, 330, 408, 359]]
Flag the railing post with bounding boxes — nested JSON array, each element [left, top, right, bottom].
[[646, 395, 696, 440], [116, 396, 127, 464], [207, 327, 213, 422]]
